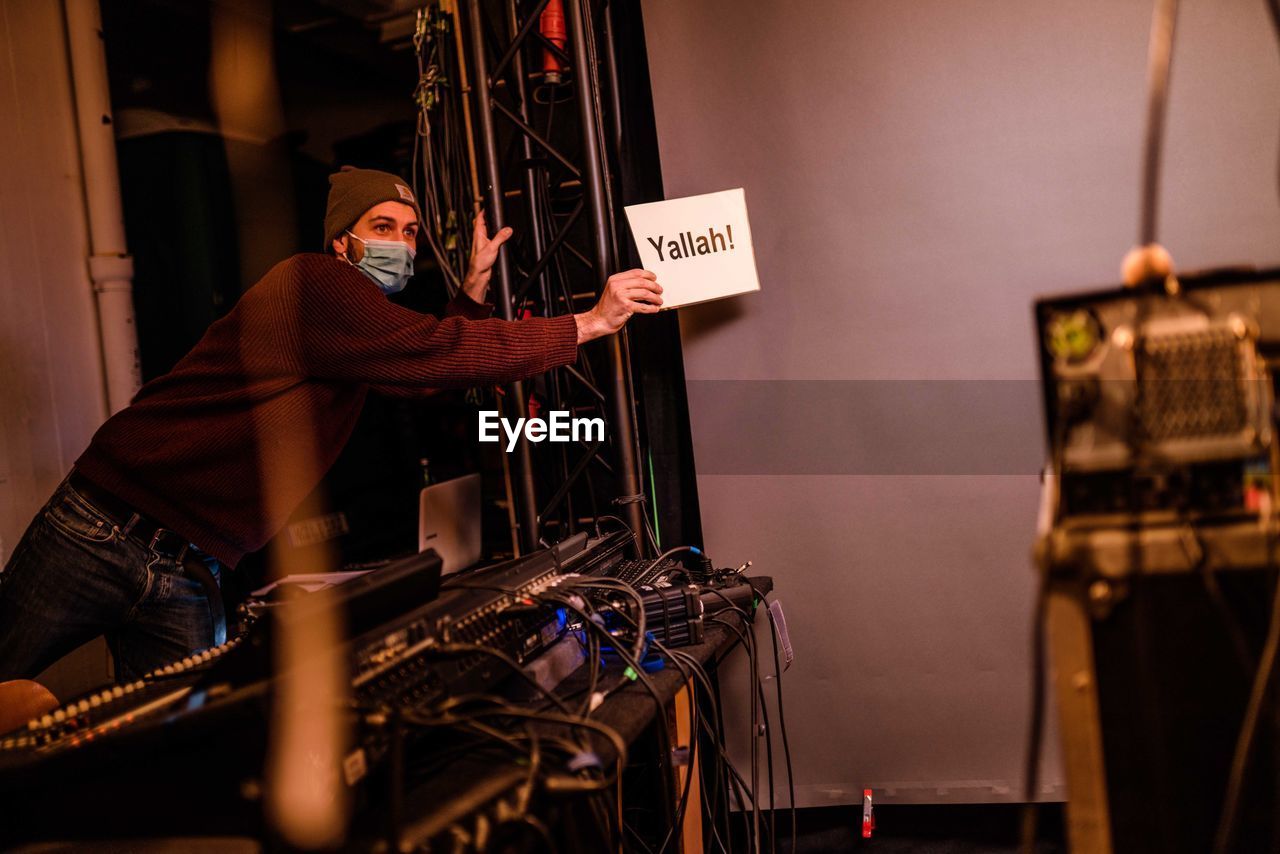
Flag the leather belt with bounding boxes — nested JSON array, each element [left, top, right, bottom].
[[67, 472, 227, 645], [69, 472, 194, 559]]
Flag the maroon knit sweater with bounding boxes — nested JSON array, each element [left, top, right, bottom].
[[75, 253, 579, 567]]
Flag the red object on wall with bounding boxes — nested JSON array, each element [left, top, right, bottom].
[[540, 0, 567, 85], [862, 788, 875, 838]]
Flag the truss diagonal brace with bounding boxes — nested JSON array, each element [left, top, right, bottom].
[[539, 438, 605, 526], [511, 199, 584, 308], [489, 0, 553, 85], [491, 99, 582, 178]]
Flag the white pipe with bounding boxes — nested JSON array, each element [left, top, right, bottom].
[[63, 0, 141, 414]]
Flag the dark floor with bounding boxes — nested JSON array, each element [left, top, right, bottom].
[[732, 803, 1066, 854]]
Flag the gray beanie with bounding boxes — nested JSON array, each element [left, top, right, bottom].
[[323, 166, 423, 251]]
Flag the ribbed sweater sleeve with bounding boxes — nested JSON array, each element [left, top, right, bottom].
[[443, 289, 495, 320], [285, 255, 578, 393]]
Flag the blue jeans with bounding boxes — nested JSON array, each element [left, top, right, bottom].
[[0, 477, 223, 683]]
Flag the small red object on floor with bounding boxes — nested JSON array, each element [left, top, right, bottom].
[[862, 788, 875, 838]]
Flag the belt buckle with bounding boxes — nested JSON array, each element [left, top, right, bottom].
[[149, 529, 189, 561]]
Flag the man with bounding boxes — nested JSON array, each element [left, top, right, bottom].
[[0, 167, 662, 683]]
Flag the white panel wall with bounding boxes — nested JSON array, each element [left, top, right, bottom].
[[642, 0, 1280, 805], [0, 0, 111, 694]]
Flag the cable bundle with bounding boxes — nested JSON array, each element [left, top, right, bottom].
[[398, 555, 798, 853], [411, 6, 476, 298]]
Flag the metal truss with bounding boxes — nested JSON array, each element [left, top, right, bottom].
[[449, 0, 648, 554]]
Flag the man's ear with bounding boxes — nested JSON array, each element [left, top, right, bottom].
[[332, 234, 349, 258]]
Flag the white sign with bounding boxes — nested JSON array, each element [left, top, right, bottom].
[[624, 187, 760, 310]]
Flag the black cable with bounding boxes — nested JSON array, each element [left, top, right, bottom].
[[565, 605, 697, 854], [612, 493, 661, 554], [761, 596, 798, 854], [672, 650, 731, 854], [422, 640, 576, 717], [704, 721, 764, 849], [709, 613, 763, 854], [1022, 396, 1070, 854], [624, 820, 657, 853], [391, 704, 619, 825], [641, 603, 740, 853], [637, 635, 699, 854], [1179, 518, 1257, 677], [628, 545, 704, 585], [593, 606, 716, 854], [549, 593, 671, 735], [518, 723, 542, 814], [593, 787, 621, 852], [583, 794, 611, 853], [1020, 574, 1050, 854], [757, 679, 777, 854], [1214, 531, 1280, 854], [701, 586, 753, 618], [1139, 0, 1180, 247], [558, 577, 648, 678], [711, 614, 757, 839], [700, 585, 766, 851], [582, 620, 602, 717], [412, 694, 597, 764], [400, 703, 628, 785], [395, 729, 524, 784], [710, 674, 736, 854], [594, 513, 639, 538]]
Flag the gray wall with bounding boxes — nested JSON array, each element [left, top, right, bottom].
[[641, 0, 1280, 805]]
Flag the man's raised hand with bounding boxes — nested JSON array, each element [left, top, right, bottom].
[[462, 210, 513, 302]]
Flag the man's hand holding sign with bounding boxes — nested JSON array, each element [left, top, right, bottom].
[[574, 269, 665, 343], [461, 209, 664, 343]]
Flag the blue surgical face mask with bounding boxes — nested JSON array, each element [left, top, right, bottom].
[[345, 231, 416, 295]]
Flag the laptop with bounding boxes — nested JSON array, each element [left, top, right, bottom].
[[418, 473, 483, 575]]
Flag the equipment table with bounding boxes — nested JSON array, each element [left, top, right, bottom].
[[358, 615, 757, 853]]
